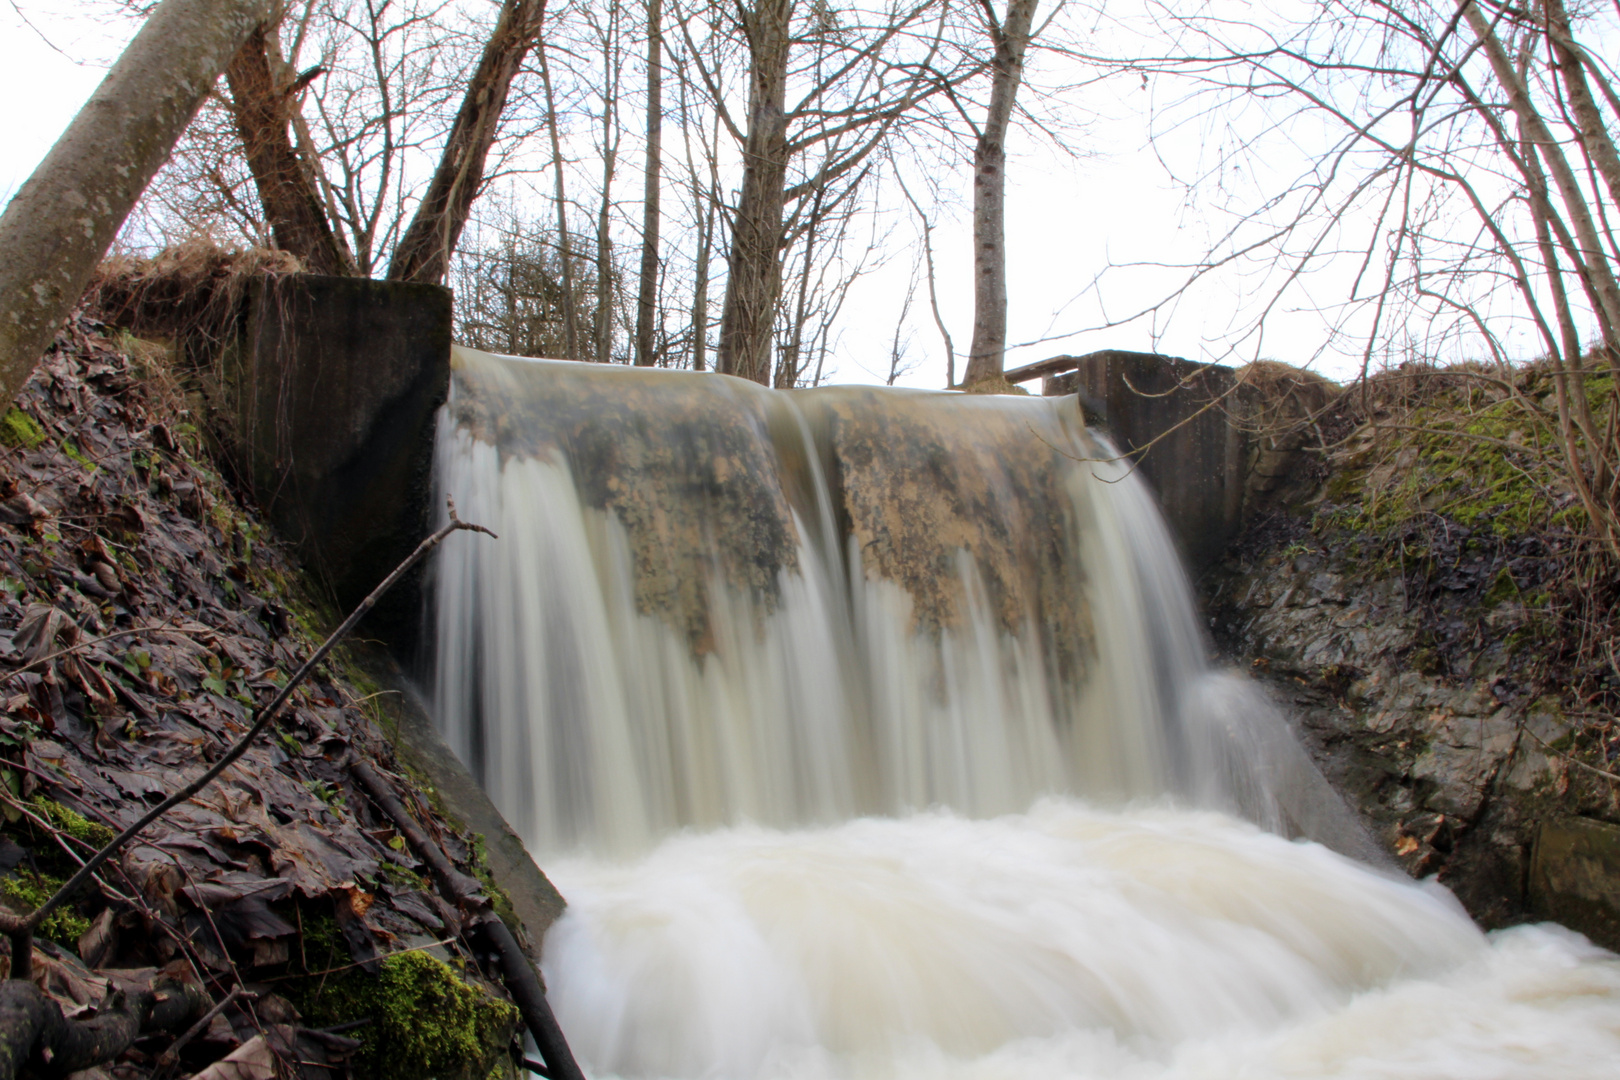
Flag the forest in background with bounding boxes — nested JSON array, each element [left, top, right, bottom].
[[9, 0, 1620, 551]]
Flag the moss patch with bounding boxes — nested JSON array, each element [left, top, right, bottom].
[[0, 408, 46, 449], [1322, 368, 1602, 541], [293, 949, 518, 1080], [30, 796, 116, 849], [0, 870, 91, 946]]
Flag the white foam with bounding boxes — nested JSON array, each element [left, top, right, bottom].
[[541, 803, 1620, 1080]]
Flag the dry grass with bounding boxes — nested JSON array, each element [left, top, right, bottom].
[[86, 240, 304, 371]]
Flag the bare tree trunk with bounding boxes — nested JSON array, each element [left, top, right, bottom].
[[265, 6, 355, 254], [962, 0, 1038, 387], [778, 180, 828, 388], [224, 22, 358, 276], [692, 196, 714, 371], [388, 0, 549, 284], [594, 6, 622, 363], [636, 0, 664, 366], [681, 96, 720, 372], [536, 34, 582, 360], [717, 0, 793, 385], [1542, 0, 1620, 253], [0, 0, 271, 404]]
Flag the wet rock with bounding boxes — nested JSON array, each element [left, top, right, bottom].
[[1205, 509, 1572, 929], [1409, 709, 1517, 818]]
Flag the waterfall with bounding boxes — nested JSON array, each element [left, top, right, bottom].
[[430, 346, 1620, 1079], [432, 346, 1359, 855]]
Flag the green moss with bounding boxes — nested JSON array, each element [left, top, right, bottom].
[[0, 408, 45, 449], [0, 870, 91, 946], [29, 797, 116, 849], [374, 860, 431, 892], [59, 440, 95, 471], [1483, 567, 1522, 606], [295, 949, 518, 1080], [1325, 376, 1600, 541], [296, 912, 347, 972], [1408, 647, 1443, 676], [467, 835, 521, 936]]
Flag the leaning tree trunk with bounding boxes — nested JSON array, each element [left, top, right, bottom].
[[224, 23, 358, 277], [717, 0, 793, 385], [635, 0, 664, 366], [0, 0, 271, 405], [962, 0, 1038, 388], [388, 0, 549, 285]]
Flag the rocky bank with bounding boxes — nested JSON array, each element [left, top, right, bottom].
[[1202, 363, 1620, 944]]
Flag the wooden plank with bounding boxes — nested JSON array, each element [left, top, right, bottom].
[[1004, 353, 1082, 383]]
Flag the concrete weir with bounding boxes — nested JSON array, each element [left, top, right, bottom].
[[220, 273, 567, 947], [1043, 351, 1248, 573], [226, 272, 451, 642], [221, 295, 1620, 959]]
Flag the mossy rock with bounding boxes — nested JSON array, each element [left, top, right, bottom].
[[294, 949, 519, 1080]]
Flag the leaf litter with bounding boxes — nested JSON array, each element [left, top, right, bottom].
[[0, 313, 517, 1080]]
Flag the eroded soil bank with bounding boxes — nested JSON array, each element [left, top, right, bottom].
[[0, 313, 543, 1080]]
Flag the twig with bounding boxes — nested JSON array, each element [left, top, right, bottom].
[[1523, 722, 1620, 784], [348, 760, 586, 1080], [153, 987, 255, 1075], [1, 621, 215, 682], [0, 499, 495, 978]]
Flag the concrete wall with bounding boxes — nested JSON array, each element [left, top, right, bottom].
[[1047, 350, 1247, 573], [1530, 816, 1620, 950], [226, 273, 452, 646]]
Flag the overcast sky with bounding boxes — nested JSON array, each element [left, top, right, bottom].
[[0, 0, 1402, 388]]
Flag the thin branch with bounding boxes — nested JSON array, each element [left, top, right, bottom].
[[0, 499, 495, 978]]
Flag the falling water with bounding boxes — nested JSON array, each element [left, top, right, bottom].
[[432, 346, 1620, 1078]]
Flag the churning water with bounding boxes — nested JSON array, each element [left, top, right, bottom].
[[432, 347, 1620, 1078]]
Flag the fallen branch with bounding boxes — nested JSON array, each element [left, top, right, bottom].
[[0, 499, 494, 979], [348, 760, 585, 1080], [152, 986, 254, 1077], [0, 978, 208, 1080]]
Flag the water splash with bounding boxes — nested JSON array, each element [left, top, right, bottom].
[[540, 804, 1620, 1080]]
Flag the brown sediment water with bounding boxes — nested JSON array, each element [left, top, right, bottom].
[[431, 346, 1620, 1079]]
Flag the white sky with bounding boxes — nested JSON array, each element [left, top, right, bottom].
[[0, 1, 1420, 388]]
